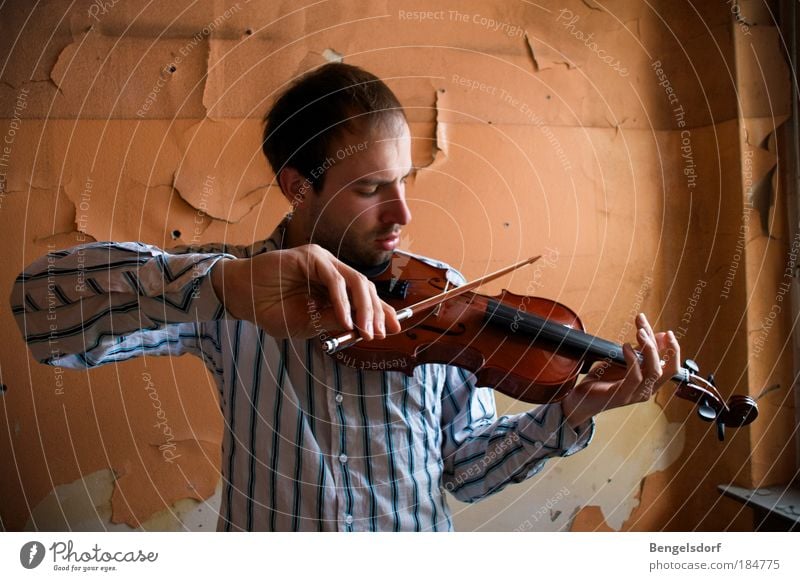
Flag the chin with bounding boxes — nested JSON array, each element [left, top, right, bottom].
[[364, 251, 393, 267], [374, 248, 394, 262], [347, 246, 392, 269]]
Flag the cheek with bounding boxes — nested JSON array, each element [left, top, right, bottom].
[[356, 202, 385, 231], [341, 197, 381, 228]]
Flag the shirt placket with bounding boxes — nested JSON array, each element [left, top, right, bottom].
[[330, 363, 354, 531]]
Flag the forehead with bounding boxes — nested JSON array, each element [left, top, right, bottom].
[[327, 116, 411, 175]]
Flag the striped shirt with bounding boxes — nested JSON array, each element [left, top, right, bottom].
[[11, 219, 595, 531]]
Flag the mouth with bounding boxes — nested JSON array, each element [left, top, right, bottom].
[[374, 232, 400, 251]]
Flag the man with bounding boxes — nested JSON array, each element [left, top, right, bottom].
[[12, 63, 680, 531]]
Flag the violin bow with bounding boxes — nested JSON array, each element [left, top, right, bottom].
[[322, 255, 541, 354]]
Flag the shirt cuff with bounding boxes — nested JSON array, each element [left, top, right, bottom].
[[557, 401, 596, 456], [516, 402, 595, 459], [186, 255, 236, 321]]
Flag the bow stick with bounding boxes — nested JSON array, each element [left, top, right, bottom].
[[322, 255, 541, 354]]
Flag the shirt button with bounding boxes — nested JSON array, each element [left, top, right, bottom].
[[335, 394, 343, 404], [339, 453, 348, 464], [344, 514, 354, 525]]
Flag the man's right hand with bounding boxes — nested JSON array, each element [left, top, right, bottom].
[[210, 244, 400, 340]]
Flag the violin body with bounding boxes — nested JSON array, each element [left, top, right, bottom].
[[325, 252, 758, 438], [332, 257, 583, 403]]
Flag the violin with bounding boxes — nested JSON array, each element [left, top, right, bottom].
[[321, 252, 758, 441]]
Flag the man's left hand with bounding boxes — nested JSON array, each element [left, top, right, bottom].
[[560, 313, 681, 429]]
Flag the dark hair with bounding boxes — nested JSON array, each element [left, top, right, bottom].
[[262, 63, 406, 192]]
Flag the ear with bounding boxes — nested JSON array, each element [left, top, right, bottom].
[[277, 166, 311, 210]]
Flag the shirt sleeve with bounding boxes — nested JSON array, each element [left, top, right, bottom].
[[440, 365, 595, 503], [9, 240, 246, 371]]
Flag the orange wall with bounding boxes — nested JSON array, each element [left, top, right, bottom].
[[0, 0, 794, 531]]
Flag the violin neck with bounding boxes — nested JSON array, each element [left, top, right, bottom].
[[484, 299, 688, 383]]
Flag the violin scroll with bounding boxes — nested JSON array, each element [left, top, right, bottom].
[[677, 359, 758, 441]]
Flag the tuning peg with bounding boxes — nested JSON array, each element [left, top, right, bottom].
[[707, 372, 716, 387], [684, 359, 700, 374], [716, 420, 725, 441], [697, 398, 717, 422]]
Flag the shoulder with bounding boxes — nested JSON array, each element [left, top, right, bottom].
[[393, 249, 467, 286]]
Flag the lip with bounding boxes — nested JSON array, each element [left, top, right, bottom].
[[375, 233, 400, 250]]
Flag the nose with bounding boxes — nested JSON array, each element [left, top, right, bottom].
[[380, 183, 412, 226]]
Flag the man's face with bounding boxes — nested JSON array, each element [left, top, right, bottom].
[[305, 115, 413, 267]]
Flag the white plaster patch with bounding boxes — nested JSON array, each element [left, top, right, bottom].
[[25, 470, 222, 531], [449, 399, 685, 532]]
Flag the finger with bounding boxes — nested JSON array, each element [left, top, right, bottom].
[[622, 341, 642, 383], [587, 358, 626, 381], [653, 332, 672, 362], [316, 306, 350, 339], [587, 359, 612, 379], [617, 342, 643, 401], [305, 245, 374, 340], [654, 330, 671, 352], [635, 320, 647, 349], [637, 312, 657, 344], [382, 301, 401, 334], [662, 330, 681, 377], [638, 327, 662, 398], [652, 330, 680, 381], [367, 281, 386, 339], [313, 257, 353, 331], [341, 269, 374, 340]]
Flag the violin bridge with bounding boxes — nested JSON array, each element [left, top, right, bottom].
[[434, 281, 450, 317]]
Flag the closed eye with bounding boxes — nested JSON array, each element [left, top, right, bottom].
[[354, 170, 411, 195]]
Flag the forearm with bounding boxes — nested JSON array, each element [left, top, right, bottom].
[[561, 388, 594, 429], [442, 402, 594, 503], [11, 241, 235, 366]]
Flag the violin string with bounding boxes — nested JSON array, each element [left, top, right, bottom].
[[323, 255, 542, 354], [399, 255, 542, 318]]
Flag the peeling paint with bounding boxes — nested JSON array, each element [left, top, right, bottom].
[[322, 48, 344, 63], [433, 89, 448, 160], [569, 411, 686, 531], [49, 29, 102, 95], [741, 118, 788, 235], [173, 120, 270, 223], [525, 32, 543, 72], [2, 0, 793, 534], [24, 470, 221, 531], [25, 470, 133, 532], [571, 505, 615, 531], [756, 383, 782, 400], [524, 33, 575, 72], [581, 0, 604, 11]]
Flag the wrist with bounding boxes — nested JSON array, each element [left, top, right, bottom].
[[211, 257, 239, 316], [561, 392, 590, 430]]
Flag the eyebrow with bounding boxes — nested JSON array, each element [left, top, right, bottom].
[[353, 168, 414, 186]]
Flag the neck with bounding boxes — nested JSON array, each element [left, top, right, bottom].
[[281, 212, 308, 250]]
